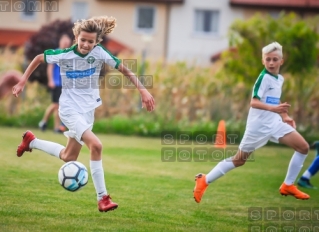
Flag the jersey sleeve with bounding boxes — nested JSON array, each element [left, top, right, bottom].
[[44, 49, 65, 65], [97, 44, 121, 69], [252, 74, 269, 100]]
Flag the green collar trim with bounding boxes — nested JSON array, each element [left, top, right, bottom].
[[73, 44, 91, 58], [263, 68, 278, 79]]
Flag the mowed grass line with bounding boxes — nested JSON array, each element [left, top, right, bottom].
[[0, 127, 318, 232]]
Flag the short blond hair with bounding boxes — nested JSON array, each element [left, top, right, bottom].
[[72, 16, 116, 43], [262, 42, 283, 58]]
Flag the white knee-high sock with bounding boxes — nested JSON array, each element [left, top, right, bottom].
[[206, 158, 236, 184], [90, 160, 108, 201], [284, 151, 307, 185], [30, 138, 64, 158]]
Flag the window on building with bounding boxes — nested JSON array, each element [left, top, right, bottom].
[[194, 9, 220, 34], [269, 11, 280, 19], [136, 6, 156, 33], [20, 0, 40, 21], [72, 2, 89, 22]]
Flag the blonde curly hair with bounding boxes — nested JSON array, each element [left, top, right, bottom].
[[72, 16, 116, 43]]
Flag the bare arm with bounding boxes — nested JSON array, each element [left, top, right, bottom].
[[47, 63, 54, 88], [251, 98, 296, 128], [250, 97, 290, 114], [278, 101, 296, 128], [12, 54, 44, 97], [250, 98, 274, 111], [20, 54, 44, 84], [117, 63, 155, 111], [118, 63, 145, 92]]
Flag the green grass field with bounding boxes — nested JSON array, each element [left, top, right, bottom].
[[0, 127, 318, 232]]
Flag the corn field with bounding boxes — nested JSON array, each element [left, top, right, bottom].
[[1, 47, 319, 135]]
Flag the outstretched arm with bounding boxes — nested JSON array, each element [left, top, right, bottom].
[[12, 54, 44, 97], [118, 63, 155, 112], [250, 98, 290, 114]]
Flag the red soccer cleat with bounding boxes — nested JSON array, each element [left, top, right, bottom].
[[16, 130, 36, 157], [98, 195, 118, 212]]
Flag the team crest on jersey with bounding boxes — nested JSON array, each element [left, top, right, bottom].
[[87, 56, 95, 64]]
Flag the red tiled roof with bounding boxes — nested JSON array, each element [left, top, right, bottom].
[[230, 0, 319, 8], [98, 0, 183, 3], [105, 38, 134, 55], [0, 29, 133, 54], [0, 29, 36, 47]]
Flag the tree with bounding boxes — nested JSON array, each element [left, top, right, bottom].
[[24, 19, 74, 85], [219, 12, 319, 126]]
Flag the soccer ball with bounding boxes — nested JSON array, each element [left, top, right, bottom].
[[58, 161, 89, 192]]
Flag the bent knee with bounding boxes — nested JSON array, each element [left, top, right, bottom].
[[233, 159, 246, 167], [90, 141, 103, 154], [298, 142, 309, 155]]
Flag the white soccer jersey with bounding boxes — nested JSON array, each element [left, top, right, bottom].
[[246, 68, 284, 133], [44, 44, 121, 113]]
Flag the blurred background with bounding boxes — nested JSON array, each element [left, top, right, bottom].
[[0, 0, 319, 142]]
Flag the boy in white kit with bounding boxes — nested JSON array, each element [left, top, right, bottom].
[[193, 42, 310, 202], [12, 16, 155, 212]]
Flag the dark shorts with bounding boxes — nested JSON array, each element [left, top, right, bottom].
[[51, 86, 62, 103]]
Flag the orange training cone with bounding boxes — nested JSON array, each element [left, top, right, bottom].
[[214, 120, 226, 148]]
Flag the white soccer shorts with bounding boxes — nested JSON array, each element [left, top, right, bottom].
[[59, 109, 95, 145], [239, 121, 295, 153]]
